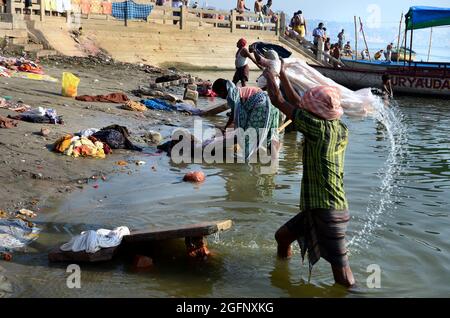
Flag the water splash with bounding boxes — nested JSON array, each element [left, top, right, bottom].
[[348, 98, 408, 252]]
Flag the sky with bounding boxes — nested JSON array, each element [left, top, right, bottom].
[[201, 0, 450, 24]]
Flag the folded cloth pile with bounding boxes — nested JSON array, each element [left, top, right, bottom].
[[53, 134, 112, 158], [60, 226, 130, 254]]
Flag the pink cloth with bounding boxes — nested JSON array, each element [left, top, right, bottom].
[[239, 86, 262, 102], [81, 0, 91, 14], [102, 1, 112, 14], [301, 85, 343, 120]]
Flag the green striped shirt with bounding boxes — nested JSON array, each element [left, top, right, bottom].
[[293, 108, 349, 211]]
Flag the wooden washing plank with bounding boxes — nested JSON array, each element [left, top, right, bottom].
[[48, 246, 119, 263], [123, 220, 233, 244], [201, 102, 229, 116]]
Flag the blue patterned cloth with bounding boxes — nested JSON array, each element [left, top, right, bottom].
[[112, 1, 153, 21], [141, 99, 175, 112]]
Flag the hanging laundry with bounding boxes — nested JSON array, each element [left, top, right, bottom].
[[102, 1, 112, 14], [90, 0, 102, 14], [80, 0, 91, 14], [50, 0, 57, 11], [55, 0, 72, 12], [76, 92, 129, 103], [112, 0, 153, 21]]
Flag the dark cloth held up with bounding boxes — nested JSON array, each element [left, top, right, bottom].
[[252, 42, 292, 59], [92, 124, 142, 151], [75, 93, 130, 103]]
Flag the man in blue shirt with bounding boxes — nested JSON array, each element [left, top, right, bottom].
[[312, 22, 325, 46]]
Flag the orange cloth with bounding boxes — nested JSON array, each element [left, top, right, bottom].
[[54, 134, 73, 153], [80, 0, 91, 14]]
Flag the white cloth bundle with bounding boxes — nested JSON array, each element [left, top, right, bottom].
[[282, 58, 378, 118], [60, 226, 130, 253]]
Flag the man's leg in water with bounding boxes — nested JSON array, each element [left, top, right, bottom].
[[275, 225, 297, 258], [332, 265, 355, 287]]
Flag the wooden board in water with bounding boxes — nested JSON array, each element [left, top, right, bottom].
[[48, 220, 233, 262], [123, 220, 233, 244], [200, 103, 229, 116], [48, 246, 119, 263]]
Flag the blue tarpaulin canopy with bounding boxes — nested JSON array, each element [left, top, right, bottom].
[[406, 6, 450, 30]]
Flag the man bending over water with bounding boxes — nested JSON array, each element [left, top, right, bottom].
[[263, 63, 355, 287]]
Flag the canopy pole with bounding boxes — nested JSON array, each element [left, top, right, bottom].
[[403, 23, 408, 66], [427, 27, 433, 62], [354, 16, 358, 60], [359, 17, 371, 61], [396, 13, 403, 63], [409, 27, 414, 65]]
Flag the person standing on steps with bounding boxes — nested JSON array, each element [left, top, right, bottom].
[[233, 38, 261, 87]]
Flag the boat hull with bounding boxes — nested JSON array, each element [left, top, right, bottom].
[[311, 65, 450, 97]]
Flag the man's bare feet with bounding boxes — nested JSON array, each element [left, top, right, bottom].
[[332, 265, 356, 287], [275, 226, 296, 259]]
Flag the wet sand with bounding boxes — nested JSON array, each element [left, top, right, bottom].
[[0, 56, 196, 215]]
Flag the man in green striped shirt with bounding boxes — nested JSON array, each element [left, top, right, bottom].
[[264, 65, 355, 287]]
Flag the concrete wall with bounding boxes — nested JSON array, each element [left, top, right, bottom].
[[27, 17, 315, 70]]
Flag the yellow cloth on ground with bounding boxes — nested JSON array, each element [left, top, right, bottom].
[[54, 134, 73, 153], [122, 100, 147, 112]]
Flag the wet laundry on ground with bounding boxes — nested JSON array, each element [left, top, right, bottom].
[[8, 107, 63, 124], [141, 98, 204, 115], [0, 116, 18, 129], [0, 216, 40, 253], [76, 92, 130, 103], [92, 124, 143, 151], [60, 226, 130, 253], [121, 100, 147, 112], [53, 134, 111, 158]]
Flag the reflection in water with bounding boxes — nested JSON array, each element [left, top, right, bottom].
[[3, 92, 450, 297]]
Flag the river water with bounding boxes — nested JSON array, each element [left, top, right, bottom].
[[2, 72, 449, 298]]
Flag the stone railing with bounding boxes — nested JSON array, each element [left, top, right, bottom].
[[5, 1, 286, 36]]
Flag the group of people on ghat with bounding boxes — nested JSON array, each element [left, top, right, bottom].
[[209, 37, 356, 287]]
